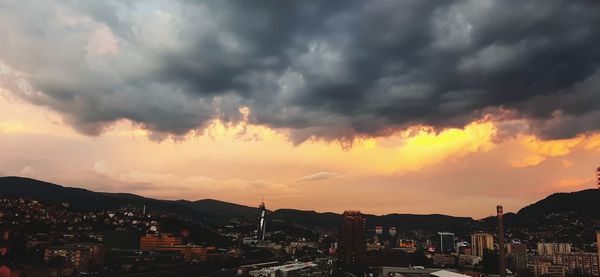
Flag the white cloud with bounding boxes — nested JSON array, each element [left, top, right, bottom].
[[20, 165, 35, 175], [296, 171, 341, 182]]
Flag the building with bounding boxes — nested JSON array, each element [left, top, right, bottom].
[[527, 261, 565, 277], [553, 252, 599, 276], [106, 249, 183, 273], [139, 234, 182, 250], [497, 205, 506, 277], [338, 210, 366, 265], [44, 245, 92, 273], [398, 239, 417, 253], [471, 233, 494, 258], [458, 255, 481, 268], [375, 226, 383, 236], [153, 245, 210, 263], [287, 241, 318, 256], [536, 243, 571, 256], [248, 261, 317, 277], [597, 231, 600, 274], [65, 243, 105, 269], [379, 267, 454, 277], [389, 227, 397, 237], [437, 232, 455, 254], [433, 253, 457, 267], [257, 200, 267, 242], [506, 243, 527, 270]]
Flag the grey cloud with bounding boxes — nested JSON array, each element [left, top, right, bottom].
[[0, 0, 599, 143]]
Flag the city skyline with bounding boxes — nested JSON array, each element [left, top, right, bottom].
[[1, 1, 600, 218]]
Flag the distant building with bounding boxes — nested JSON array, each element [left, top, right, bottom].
[[397, 239, 417, 253], [507, 243, 527, 270], [553, 252, 599, 276], [433, 253, 457, 267], [437, 232, 455, 254], [536, 243, 571, 256], [338, 210, 366, 265], [287, 241, 318, 256], [249, 261, 317, 277], [139, 234, 182, 250], [106, 249, 183, 273], [257, 200, 267, 241], [471, 233, 493, 258], [44, 245, 92, 273], [458, 255, 481, 268], [597, 231, 600, 274], [527, 261, 565, 277], [389, 227, 397, 237], [66, 243, 105, 269], [375, 226, 383, 236], [155, 245, 224, 264]]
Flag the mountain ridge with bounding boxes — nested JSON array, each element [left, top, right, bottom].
[[1, 176, 597, 233]]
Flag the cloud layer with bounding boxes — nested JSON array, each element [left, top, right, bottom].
[[1, 0, 599, 143]]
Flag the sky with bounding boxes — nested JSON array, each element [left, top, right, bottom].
[[0, 0, 599, 218]]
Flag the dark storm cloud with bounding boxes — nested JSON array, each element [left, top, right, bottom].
[[1, 0, 599, 142]]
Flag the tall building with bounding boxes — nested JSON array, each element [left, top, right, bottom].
[[537, 243, 571, 256], [338, 211, 366, 265], [507, 243, 528, 270], [437, 232, 455, 254], [498, 205, 506, 277], [257, 200, 267, 241], [597, 231, 600, 274], [471, 233, 494, 258], [597, 166, 600, 272]]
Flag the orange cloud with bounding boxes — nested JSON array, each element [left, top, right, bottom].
[[510, 135, 583, 168]]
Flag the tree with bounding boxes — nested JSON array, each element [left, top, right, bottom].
[[482, 249, 499, 274]]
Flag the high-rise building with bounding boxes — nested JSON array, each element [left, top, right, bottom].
[[437, 232, 455, 254], [338, 211, 366, 265], [597, 231, 600, 274], [507, 243, 528, 270], [597, 166, 600, 271], [498, 205, 506, 277], [257, 200, 267, 241], [471, 233, 494, 258], [537, 243, 571, 256]]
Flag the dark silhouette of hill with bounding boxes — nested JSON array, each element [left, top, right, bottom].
[[177, 199, 259, 218], [270, 209, 342, 228], [269, 209, 476, 233], [0, 176, 256, 220], [517, 189, 599, 218], [1, 176, 597, 234]]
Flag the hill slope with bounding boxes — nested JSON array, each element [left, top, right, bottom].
[[517, 189, 599, 218], [1, 176, 597, 236], [0, 176, 257, 220]]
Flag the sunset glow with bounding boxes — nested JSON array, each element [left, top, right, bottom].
[[1, 1, 599, 219]]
